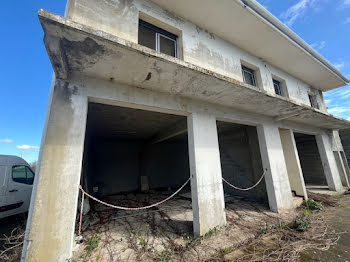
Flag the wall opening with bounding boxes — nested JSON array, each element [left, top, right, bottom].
[[294, 133, 327, 188], [216, 121, 268, 205], [79, 102, 192, 235]]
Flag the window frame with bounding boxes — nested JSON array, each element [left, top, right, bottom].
[[308, 94, 319, 109], [273, 79, 283, 96], [139, 19, 178, 58], [241, 65, 257, 87], [11, 165, 35, 185]]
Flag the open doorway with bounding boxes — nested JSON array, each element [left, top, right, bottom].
[[78, 102, 193, 243], [216, 121, 268, 206], [294, 133, 327, 190]]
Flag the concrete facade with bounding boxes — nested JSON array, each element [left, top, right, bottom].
[[22, 0, 350, 260]]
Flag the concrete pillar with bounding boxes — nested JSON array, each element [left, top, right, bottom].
[[279, 129, 308, 199], [341, 152, 350, 185], [334, 152, 349, 187], [316, 134, 343, 192], [187, 112, 226, 236], [22, 79, 88, 261], [256, 123, 294, 212]]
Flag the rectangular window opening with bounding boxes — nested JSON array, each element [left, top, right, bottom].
[[273, 79, 283, 96], [138, 19, 178, 58], [242, 66, 256, 87], [308, 94, 319, 109]]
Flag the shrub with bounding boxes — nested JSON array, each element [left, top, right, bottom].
[[303, 199, 323, 211]]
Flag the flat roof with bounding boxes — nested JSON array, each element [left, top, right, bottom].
[[150, 0, 349, 91], [38, 9, 350, 130]]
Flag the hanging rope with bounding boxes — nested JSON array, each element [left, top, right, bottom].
[[222, 170, 266, 191], [78, 177, 191, 235]]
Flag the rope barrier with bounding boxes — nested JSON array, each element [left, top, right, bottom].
[[77, 171, 266, 235], [222, 170, 266, 191], [78, 177, 191, 235]]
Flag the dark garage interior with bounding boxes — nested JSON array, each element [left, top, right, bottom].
[[294, 133, 327, 187], [216, 121, 268, 204], [81, 102, 191, 197]]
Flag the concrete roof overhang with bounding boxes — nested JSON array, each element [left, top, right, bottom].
[[38, 10, 350, 130], [150, 0, 349, 91]]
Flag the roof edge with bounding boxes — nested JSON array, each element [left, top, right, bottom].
[[241, 0, 349, 86]]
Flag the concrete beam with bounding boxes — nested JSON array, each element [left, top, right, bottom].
[[257, 123, 294, 212], [187, 112, 226, 236], [22, 79, 88, 261], [149, 120, 187, 144], [279, 129, 308, 199], [316, 134, 343, 192], [274, 109, 303, 122]]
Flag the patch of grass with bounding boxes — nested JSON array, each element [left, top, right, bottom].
[[294, 219, 311, 232], [303, 199, 323, 212], [84, 236, 101, 257], [155, 250, 172, 262]]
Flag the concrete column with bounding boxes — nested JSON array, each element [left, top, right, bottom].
[[256, 123, 294, 212], [22, 79, 88, 262], [187, 112, 226, 236], [316, 134, 343, 192], [279, 129, 308, 199], [341, 152, 350, 185]]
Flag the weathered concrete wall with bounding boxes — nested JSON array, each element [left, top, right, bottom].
[[22, 79, 88, 262], [279, 129, 307, 198], [188, 112, 226, 236], [85, 139, 189, 195], [316, 134, 343, 191], [256, 123, 294, 212], [65, 0, 326, 111]]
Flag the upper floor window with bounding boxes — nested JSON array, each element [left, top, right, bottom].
[[138, 20, 178, 58], [273, 79, 283, 96], [242, 66, 256, 87], [308, 94, 319, 109], [12, 165, 34, 185]]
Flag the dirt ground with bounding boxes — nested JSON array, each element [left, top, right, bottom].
[[72, 192, 350, 262], [1, 193, 349, 261], [72, 193, 294, 261]]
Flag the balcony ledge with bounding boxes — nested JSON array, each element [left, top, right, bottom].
[[38, 9, 350, 130]]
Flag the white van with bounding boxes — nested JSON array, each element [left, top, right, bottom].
[[0, 155, 35, 219]]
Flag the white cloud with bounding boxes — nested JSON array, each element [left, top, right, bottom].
[[16, 145, 39, 150], [333, 61, 345, 70], [310, 40, 326, 50], [345, 17, 350, 24], [0, 138, 13, 143], [328, 107, 350, 114], [347, 117, 350, 121], [280, 0, 317, 27]]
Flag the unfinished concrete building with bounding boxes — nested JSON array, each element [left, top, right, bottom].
[[22, 0, 350, 261]]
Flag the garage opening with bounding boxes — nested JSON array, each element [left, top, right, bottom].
[[79, 102, 192, 236], [216, 121, 268, 206], [294, 133, 327, 189]]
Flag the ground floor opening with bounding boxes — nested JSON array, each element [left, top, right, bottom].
[[79, 102, 192, 236], [216, 121, 269, 206], [294, 133, 327, 190]]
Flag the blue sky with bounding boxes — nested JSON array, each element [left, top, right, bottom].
[[0, 0, 349, 163]]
